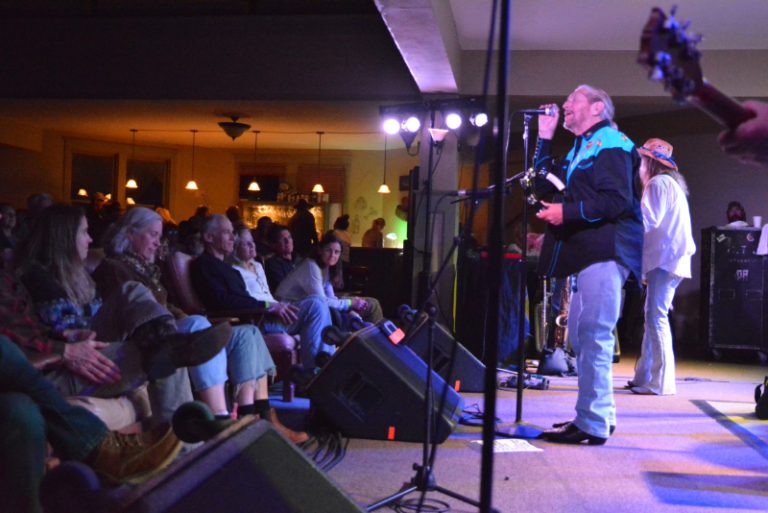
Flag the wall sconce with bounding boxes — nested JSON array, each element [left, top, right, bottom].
[[312, 183, 325, 193], [218, 116, 251, 141], [126, 197, 136, 205], [185, 129, 199, 191], [77, 188, 88, 197]]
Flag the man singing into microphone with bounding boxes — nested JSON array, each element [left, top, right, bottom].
[[533, 85, 643, 445]]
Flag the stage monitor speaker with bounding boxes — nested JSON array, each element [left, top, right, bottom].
[[306, 320, 464, 443], [402, 312, 485, 393], [42, 420, 365, 513]]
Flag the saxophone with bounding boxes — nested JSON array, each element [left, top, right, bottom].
[[552, 276, 572, 349]]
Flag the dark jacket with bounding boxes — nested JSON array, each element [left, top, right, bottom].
[[534, 120, 643, 280], [190, 251, 269, 312]]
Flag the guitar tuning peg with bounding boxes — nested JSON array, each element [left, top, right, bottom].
[[689, 32, 703, 45]]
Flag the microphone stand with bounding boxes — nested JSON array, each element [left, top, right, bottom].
[[367, 141, 484, 513]]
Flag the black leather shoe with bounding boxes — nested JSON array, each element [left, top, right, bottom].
[[540, 421, 608, 445], [552, 420, 615, 435]]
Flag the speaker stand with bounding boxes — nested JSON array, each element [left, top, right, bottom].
[[367, 303, 484, 512]]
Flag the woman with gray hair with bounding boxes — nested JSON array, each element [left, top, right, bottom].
[[94, 208, 305, 442]]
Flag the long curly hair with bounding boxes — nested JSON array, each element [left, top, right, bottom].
[[18, 204, 96, 306]]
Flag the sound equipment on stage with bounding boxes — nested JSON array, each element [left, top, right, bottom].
[[41, 419, 364, 513], [398, 305, 486, 392], [306, 319, 464, 443], [700, 227, 767, 360]]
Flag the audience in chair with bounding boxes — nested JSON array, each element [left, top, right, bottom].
[[276, 231, 383, 325], [263, 223, 300, 291], [231, 226, 334, 369], [17, 205, 229, 425], [93, 207, 303, 441], [0, 336, 182, 513], [192, 215, 331, 373]]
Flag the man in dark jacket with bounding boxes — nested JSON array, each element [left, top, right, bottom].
[[533, 84, 643, 446], [191, 215, 332, 369]]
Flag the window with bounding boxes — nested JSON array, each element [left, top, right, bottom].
[[127, 158, 169, 207], [70, 153, 117, 201]]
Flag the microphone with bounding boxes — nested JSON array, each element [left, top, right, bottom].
[[172, 401, 234, 443], [449, 175, 521, 198], [517, 106, 559, 116]]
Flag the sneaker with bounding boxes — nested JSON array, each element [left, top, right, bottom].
[[86, 422, 182, 484], [144, 322, 232, 379]]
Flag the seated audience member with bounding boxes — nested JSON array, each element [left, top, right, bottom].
[[264, 223, 300, 291], [332, 214, 352, 289], [276, 231, 383, 324], [93, 208, 305, 441], [0, 336, 182, 513], [225, 205, 245, 232], [0, 203, 17, 250], [14, 193, 53, 246], [17, 205, 229, 425], [361, 217, 386, 248], [177, 219, 204, 257], [289, 199, 318, 257], [721, 200, 749, 228], [231, 226, 334, 369], [253, 215, 273, 257]]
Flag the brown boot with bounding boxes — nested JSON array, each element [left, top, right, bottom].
[[85, 422, 182, 484], [143, 322, 232, 379], [264, 408, 309, 444]]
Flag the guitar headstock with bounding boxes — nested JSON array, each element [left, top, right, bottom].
[[638, 7, 704, 103]]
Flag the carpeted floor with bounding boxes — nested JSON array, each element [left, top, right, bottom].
[[284, 353, 768, 513]]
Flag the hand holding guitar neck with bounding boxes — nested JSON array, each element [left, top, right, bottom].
[[718, 101, 768, 168]]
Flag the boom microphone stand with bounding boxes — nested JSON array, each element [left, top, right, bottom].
[[367, 139, 482, 513]]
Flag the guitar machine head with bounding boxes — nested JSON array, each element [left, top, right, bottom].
[[638, 6, 704, 103]]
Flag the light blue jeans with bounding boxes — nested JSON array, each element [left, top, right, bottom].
[[187, 321, 275, 392], [568, 260, 629, 438], [632, 268, 682, 395], [262, 295, 333, 369]]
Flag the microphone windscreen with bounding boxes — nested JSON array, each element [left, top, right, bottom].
[[172, 401, 233, 443]]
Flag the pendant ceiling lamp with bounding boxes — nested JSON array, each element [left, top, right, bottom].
[[185, 129, 199, 191], [126, 129, 139, 189], [377, 134, 391, 194], [312, 131, 325, 194], [248, 130, 261, 192]]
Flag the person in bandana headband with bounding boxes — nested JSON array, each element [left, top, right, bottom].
[[628, 138, 695, 396]]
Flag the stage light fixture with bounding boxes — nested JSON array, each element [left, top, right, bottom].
[[382, 117, 400, 135], [403, 116, 421, 133], [444, 112, 463, 130], [470, 112, 489, 127]]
